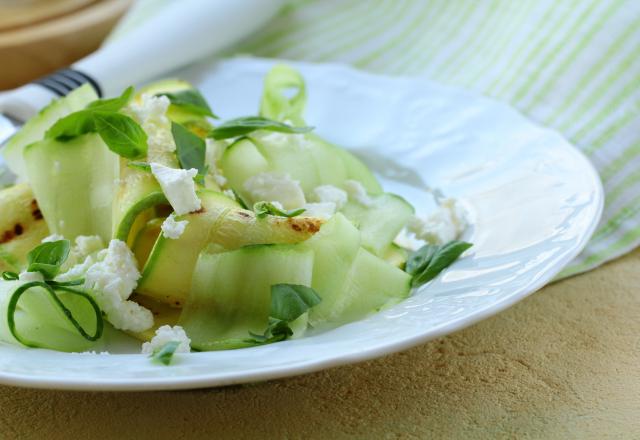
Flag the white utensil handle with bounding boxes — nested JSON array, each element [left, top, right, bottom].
[[75, 0, 283, 97], [0, 0, 282, 121]]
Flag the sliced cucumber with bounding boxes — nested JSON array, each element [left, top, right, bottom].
[[302, 214, 361, 325], [137, 191, 323, 307], [221, 134, 383, 206], [382, 243, 408, 269], [335, 148, 383, 194], [112, 163, 167, 245], [0, 184, 49, 271], [137, 190, 240, 307], [0, 280, 103, 352], [3, 84, 98, 180], [179, 244, 314, 350], [331, 247, 411, 324], [131, 218, 164, 267], [220, 138, 269, 201], [24, 133, 118, 242], [341, 193, 414, 256]]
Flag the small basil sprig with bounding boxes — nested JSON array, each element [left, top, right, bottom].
[[247, 284, 321, 344], [150, 341, 181, 366], [2, 240, 103, 348], [46, 87, 147, 159], [26, 239, 70, 279], [157, 89, 216, 118], [254, 201, 306, 219], [171, 122, 208, 184], [208, 116, 313, 140], [406, 241, 472, 287]]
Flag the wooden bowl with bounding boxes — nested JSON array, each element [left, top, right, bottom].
[[0, 0, 132, 90]]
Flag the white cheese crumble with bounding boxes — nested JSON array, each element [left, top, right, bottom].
[[82, 240, 153, 332], [408, 198, 468, 245], [73, 235, 104, 259], [41, 234, 65, 243], [161, 214, 188, 239], [302, 202, 337, 219], [344, 180, 373, 207], [243, 172, 306, 210], [150, 163, 201, 216], [312, 185, 348, 209], [18, 271, 44, 283], [128, 93, 175, 159], [141, 325, 191, 355]]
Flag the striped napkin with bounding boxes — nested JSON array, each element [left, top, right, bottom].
[[116, 0, 640, 278]]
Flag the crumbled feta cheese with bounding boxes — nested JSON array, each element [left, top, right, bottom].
[[408, 198, 468, 245], [18, 271, 44, 283], [150, 163, 201, 215], [161, 214, 188, 239], [313, 185, 348, 209], [344, 180, 373, 207], [41, 234, 65, 243], [302, 202, 337, 219], [82, 240, 153, 332], [244, 172, 306, 209], [128, 94, 176, 161], [141, 325, 191, 355], [73, 235, 104, 259]]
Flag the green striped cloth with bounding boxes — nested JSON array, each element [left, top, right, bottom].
[[118, 0, 640, 278]]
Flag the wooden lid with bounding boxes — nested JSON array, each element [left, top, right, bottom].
[[0, 0, 98, 32]]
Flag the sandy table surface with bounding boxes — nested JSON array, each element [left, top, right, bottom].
[[0, 249, 638, 439]]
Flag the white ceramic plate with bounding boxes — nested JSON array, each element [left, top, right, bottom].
[[0, 58, 603, 390]]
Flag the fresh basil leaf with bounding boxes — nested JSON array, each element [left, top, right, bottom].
[[26, 240, 70, 279], [157, 89, 216, 118], [127, 161, 152, 172], [171, 122, 206, 175], [405, 245, 438, 275], [209, 116, 313, 140], [86, 86, 134, 112], [46, 110, 96, 140], [409, 241, 472, 287], [246, 284, 321, 345], [270, 283, 322, 322], [94, 112, 148, 159], [150, 340, 181, 366], [253, 201, 306, 219]]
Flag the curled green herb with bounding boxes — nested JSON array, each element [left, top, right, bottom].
[[7, 282, 103, 348], [2, 240, 104, 348], [253, 201, 305, 219], [209, 116, 313, 140], [406, 240, 472, 287]]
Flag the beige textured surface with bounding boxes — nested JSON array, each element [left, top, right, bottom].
[[0, 249, 638, 439]]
